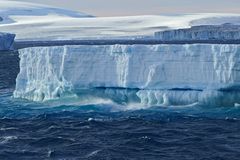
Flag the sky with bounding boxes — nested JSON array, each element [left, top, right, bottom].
[[10, 0, 240, 17]]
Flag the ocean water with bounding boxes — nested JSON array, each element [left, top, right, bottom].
[[1, 51, 240, 160]]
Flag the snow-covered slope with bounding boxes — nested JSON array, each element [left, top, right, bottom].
[[14, 44, 240, 106], [0, 1, 240, 40], [0, 32, 15, 51], [0, 0, 92, 24]]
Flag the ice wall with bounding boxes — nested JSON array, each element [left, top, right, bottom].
[[0, 32, 15, 51], [14, 44, 240, 106], [155, 24, 240, 41]]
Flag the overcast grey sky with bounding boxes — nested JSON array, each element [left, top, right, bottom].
[[11, 0, 240, 16]]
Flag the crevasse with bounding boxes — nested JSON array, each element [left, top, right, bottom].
[[13, 44, 240, 106]]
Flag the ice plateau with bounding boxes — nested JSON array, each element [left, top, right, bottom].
[[13, 44, 240, 106], [1, 1, 240, 40]]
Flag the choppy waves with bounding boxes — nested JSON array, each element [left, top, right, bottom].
[[1, 101, 240, 159], [1, 51, 240, 159]]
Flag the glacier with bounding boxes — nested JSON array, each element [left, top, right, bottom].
[[0, 32, 15, 51], [14, 44, 240, 106], [0, 0, 92, 24]]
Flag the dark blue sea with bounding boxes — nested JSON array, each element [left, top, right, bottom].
[[0, 51, 240, 160]]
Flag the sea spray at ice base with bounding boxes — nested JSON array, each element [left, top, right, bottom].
[[3, 46, 239, 159], [14, 44, 240, 107], [1, 52, 240, 159]]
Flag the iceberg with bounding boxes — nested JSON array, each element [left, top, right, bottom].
[[0, 32, 15, 51], [14, 44, 240, 106]]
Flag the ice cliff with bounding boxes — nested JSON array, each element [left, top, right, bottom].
[[14, 44, 240, 106], [155, 24, 240, 41], [0, 32, 15, 51]]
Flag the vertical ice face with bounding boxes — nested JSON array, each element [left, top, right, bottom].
[[212, 45, 239, 84], [0, 32, 15, 51], [110, 45, 130, 87], [14, 44, 240, 103], [154, 24, 240, 41], [136, 90, 240, 107], [13, 47, 74, 101]]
